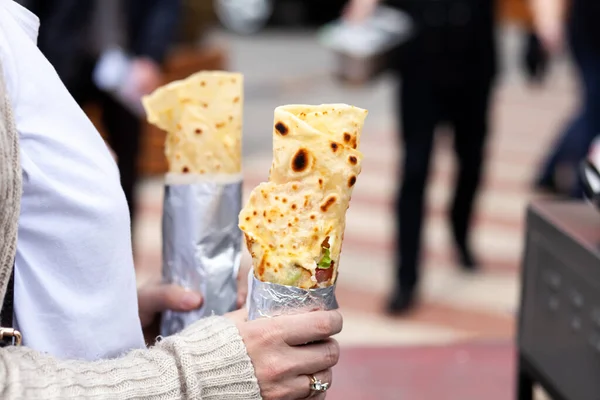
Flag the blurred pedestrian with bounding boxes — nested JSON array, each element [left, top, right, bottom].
[[533, 0, 600, 198], [345, 0, 497, 313], [23, 0, 182, 230]]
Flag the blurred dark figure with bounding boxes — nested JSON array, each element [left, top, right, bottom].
[[22, 0, 182, 228], [346, 0, 497, 313], [522, 31, 549, 84], [533, 0, 600, 198]]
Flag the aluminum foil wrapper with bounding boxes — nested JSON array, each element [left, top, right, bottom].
[[161, 173, 242, 337], [247, 273, 339, 320]]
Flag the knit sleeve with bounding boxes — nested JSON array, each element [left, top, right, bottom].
[[0, 316, 262, 400]]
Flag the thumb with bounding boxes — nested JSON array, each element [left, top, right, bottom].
[[140, 284, 204, 314]]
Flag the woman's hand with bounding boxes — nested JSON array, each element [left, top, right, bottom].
[[343, 0, 379, 24], [232, 310, 343, 400], [531, 0, 567, 54], [236, 264, 251, 308], [137, 280, 203, 328]]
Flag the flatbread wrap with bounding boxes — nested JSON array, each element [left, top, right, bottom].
[[142, 71, 243, 175], [239, 104, 368, 290], [141, 71, 244, 335]]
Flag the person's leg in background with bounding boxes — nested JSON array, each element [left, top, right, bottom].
[[569, 33, 600, 198], [448, 77, 493, 270], [534, 21, 600, 199], [388, 75, 439, 314], [535, 114, 584, 195], [99, 92, 142, 229]]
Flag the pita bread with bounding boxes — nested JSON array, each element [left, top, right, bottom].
[[142, 71, 243, 174], [239, 104, 368, 289]]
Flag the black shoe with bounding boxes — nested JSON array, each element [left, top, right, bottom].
[[457, 244, 479, 272], [386, 288, 416, 315]]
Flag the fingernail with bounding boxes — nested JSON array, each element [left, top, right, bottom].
[[181, 292, 202, 309]]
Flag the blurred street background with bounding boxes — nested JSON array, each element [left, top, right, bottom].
[[28, 0, 588, 398]]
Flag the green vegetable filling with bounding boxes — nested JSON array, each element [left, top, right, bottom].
[[317, 247, 332, 269]]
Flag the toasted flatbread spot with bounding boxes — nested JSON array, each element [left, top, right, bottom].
[[331, 142, 339, 152], [343, 132, 351, 143], [216, 122, 225, 129], [282, 198, 288, 203], [245, 216, 250, 221], [182, 166, 190, 173], [348, 155, 357, 165], [253, 211, 258, 216], [201, 81, 206, 86], [292, 184, 298, 191], [275, 122, 288, 135], [234, 96, 240, 103], [348, 176, 357, 187], [292, 149, 310, 172], [176, 123, 182, 131], [320, 195, 336, 212], [195, 128, 202, 134], [291, 204, 297, 210]]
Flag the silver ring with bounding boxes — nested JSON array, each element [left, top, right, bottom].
[[309, 375, 330, 393]]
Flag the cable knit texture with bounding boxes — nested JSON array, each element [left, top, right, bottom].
[[0, 61, 262, 399]]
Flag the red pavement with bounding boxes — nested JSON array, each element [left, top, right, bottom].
[[329, 342, 515, 400]]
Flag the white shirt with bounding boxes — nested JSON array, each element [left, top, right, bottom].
[[0, 0, 145, 360]]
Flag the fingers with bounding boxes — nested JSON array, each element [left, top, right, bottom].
[[289, 339, 340, 376], [225, 308, 248, 325], [278, 311, 343, 346], [236, 265, 250, 308], [139, 283, 203, 314]]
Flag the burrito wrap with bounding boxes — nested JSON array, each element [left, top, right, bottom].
[[239, 104, 368, 289], [142, 71, 243, 174], [142, 71, 244, 335]]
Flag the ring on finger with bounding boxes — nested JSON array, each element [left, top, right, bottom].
[[309, 374, 330, 395]]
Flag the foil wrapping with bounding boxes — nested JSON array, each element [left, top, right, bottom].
[[161, 173, 242, 337], [247, 273, 339, 320]]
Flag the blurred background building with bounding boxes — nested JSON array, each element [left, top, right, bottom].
[[21, 0, 592, 398]]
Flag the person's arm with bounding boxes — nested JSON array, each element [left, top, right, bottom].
[[135, 0, 182, 66], [344, 0, 381, 23], [530, 0, 568, 53], [0, 316, 260, 399]]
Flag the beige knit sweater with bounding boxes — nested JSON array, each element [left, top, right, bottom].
[[0, 62, 262, 399]]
